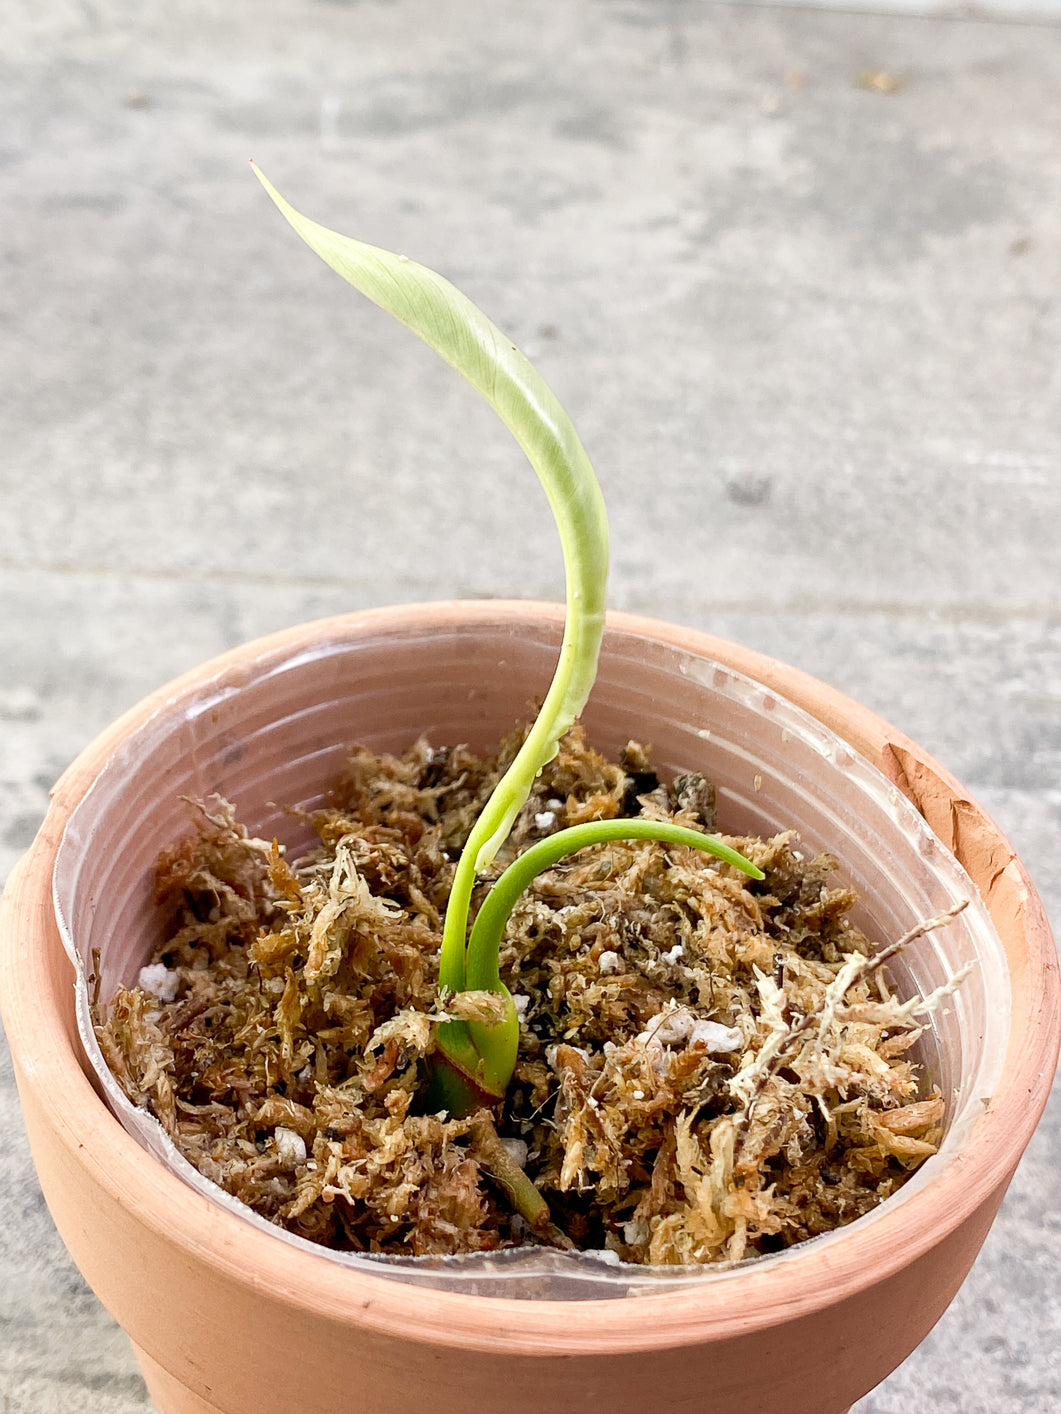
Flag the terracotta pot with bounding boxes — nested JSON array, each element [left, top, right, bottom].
[[1, 602, 1057, 1414]]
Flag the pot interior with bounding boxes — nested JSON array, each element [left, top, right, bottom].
[[52, 609, 1010, 1297]]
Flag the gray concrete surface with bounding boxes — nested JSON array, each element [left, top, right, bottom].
[[2, 1, 1059, 1410]]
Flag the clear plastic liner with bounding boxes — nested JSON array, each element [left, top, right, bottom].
[[52, 613, 1010, 1298]]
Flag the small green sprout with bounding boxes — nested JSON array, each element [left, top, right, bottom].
[[430, 819, 765, 1118], [253, 167, 764, 1125]]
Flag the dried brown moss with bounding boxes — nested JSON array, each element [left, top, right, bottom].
[[97, 726, 949, 1265]]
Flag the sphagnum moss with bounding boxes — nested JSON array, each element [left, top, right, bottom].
[[97, 726, 950, 1263]]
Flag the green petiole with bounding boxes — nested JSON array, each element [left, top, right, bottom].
[[466, 819, 764, 997], [426, 819, 764, 1117]]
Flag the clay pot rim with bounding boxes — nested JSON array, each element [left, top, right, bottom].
[[4, 600, 1058, 1355]]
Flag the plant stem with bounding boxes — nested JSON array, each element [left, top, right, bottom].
[[251, 164, 610, 1000]]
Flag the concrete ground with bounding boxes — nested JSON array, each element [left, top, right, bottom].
[[1, 1, 1059, 1409]]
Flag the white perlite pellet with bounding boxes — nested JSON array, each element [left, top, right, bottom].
[[641, 1007, 743, 1054], [137, 963, 179, 1004], [689, 1019, 743, 1051], [501, 1138, 529, 1169], [623, 1217, 650, 1246], [274, 1127, 307, 1167]]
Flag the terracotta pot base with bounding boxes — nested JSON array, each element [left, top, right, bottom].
[[134, 1347, 226, 1414], [139, 1359, 863, 1414], [131, 1341, 854, 1414]]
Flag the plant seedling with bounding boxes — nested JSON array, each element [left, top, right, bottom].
[[252, 167, 764, 1126]]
